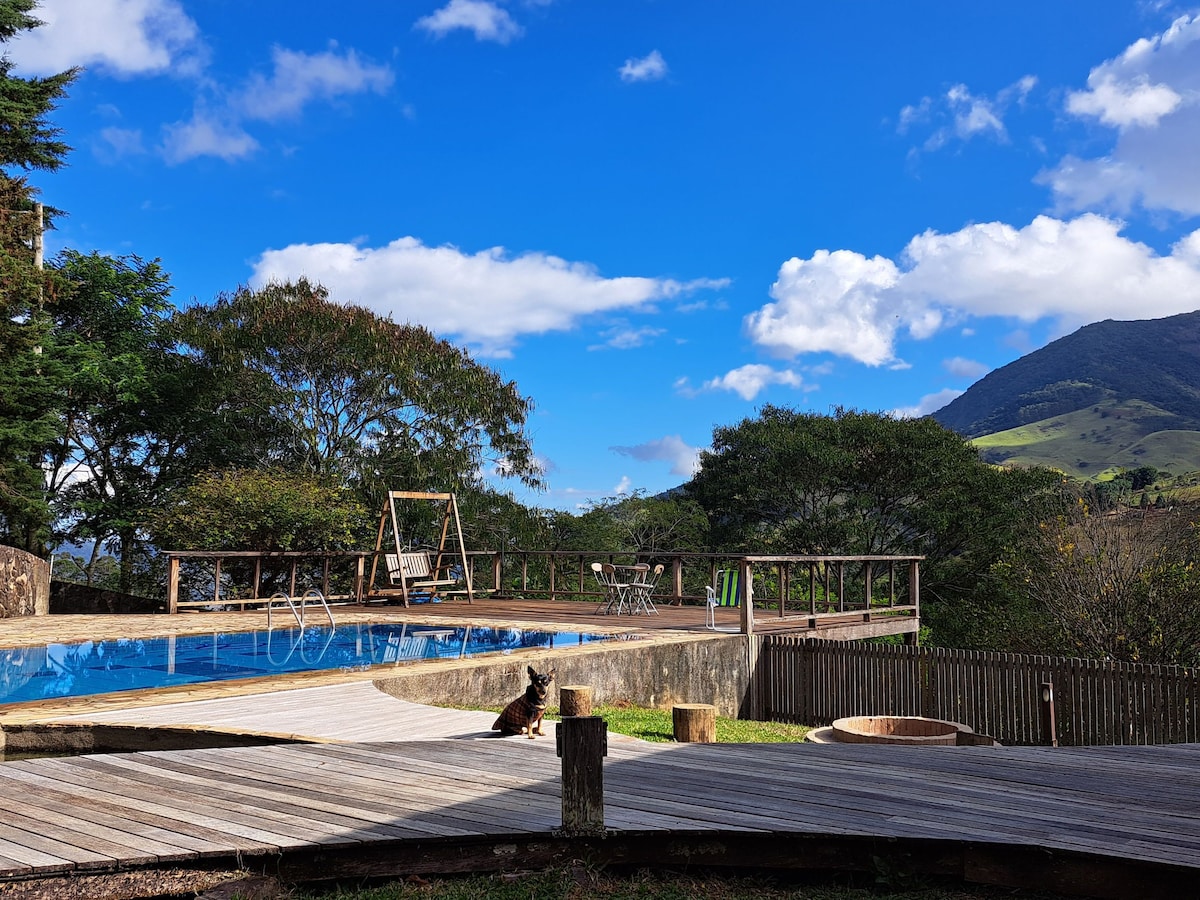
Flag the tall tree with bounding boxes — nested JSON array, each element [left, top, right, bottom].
[[687, 405, 1064, 645], [48, 252, 263, 592], [173, 279, 542, 499], [0, 1, 77, 552]]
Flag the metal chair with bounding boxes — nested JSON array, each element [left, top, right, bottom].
[[630, 563, 663, 615], [705, 568, 741, 630]]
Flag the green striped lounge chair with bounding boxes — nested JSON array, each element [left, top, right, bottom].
[[704, 568, 741, 630]]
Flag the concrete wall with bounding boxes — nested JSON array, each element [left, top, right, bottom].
[[374, 632, 758, 718], [0, 545, 49, 617]]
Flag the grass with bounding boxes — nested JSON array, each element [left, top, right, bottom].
[[554, 701, 811, 743], [295, 864, 1062, 899]]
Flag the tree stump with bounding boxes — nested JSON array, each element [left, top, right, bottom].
[[559, 685, 593, 718], [673, 703, 717, 743]]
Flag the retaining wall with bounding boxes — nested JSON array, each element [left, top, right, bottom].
[[374, 632, 756, 718]]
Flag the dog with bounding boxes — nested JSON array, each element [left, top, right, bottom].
[[492, 666, 556, 738]]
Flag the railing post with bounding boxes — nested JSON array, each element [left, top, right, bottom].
[[167, 556, 180, 614], [905, 559, 921, 646], [739, 558, 754, 635], [1040, 681, 1058, 747], [557, 716, 607, 834]]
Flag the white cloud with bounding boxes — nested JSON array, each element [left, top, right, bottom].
[[611, 435, 703, 478], [588, 324, 666, 351], [159, 45, 393, 163], [97, 126, 145, 160], [900, 76, 1036, 151], [619, 50, 668, 83], [251, 237, 724, 355], [943, 356, 990, 380], [613, 475, 633, 495], [1045, 13, 1200, 215], [7, 0, 202, 76], [702, 364, 804, 401], [749, 215, 1200, 366], [746, 250, 904, 366], [161, 114, 258, 164], [892, 389, 964, 419], [236, 45, 393, 122], [415, 0, 522, 44]]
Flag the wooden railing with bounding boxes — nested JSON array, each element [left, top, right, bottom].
[[759, 637, 1200, 746], [165, 548, 922, 635]]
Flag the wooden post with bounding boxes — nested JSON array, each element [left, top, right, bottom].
[[167, 556, 180, 614], [673, 703, 717, 743], [556, 716, 607, 834], [559, 685, 593, 717], [739, 559, 754, 635], [1040, 681, 1058, 747]]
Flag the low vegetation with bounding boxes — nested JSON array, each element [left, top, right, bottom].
[[550, 703, 810, 743], [294, 864, 1064, 899]]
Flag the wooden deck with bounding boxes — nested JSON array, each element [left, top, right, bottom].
[[0, 683, 1195, 897]]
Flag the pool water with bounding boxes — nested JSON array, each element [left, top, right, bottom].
[[0, 623, 610, 705]]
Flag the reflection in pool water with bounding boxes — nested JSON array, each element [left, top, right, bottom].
[[0, 623, 610, 705]]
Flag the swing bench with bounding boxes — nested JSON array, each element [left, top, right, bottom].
[[367, 491, 475, 606]]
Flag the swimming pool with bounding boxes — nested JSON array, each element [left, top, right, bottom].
[[0, 623, 610, 705]]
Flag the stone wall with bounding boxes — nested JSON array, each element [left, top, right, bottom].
[[0, 545, 49, 617], [374, 632, 760, 719]]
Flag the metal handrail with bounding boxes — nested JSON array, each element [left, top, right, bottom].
[[266, 588, 335, 630], [266, 590, 302, 629]]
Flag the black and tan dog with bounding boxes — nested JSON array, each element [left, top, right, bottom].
[[492, 666, 556, 738]]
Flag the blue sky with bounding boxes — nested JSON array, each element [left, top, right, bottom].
[[11, 1, 1200, 510]]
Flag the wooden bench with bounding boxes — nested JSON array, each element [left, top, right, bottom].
[[384, 551, 458, 605]]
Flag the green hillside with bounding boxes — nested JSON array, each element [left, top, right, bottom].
[[971, 399, 1200, 479], [933, 310, 1200, 438]]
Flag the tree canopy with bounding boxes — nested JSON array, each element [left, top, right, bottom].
[[687, 405, 1065, 644], [173, 279, 542, 500]]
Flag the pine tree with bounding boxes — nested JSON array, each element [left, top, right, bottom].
[[0, 0, 77, 552]]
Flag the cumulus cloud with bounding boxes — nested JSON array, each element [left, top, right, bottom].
[[236, 45, 394, 122], [7, 0, 203, 76], [1044, 13, 1200, 215], [251, 237, 725, 355], [749, 215, 1200, 366], [701, 364, 804, 401], [619, 50, 668, 83], [943, 356, 990, 380], [900, 75, 1036, 151], [415, 0, 523, 43], [611, 435, 703, 477], [892, 389, 964, 419], [613, 475, 633, 495]]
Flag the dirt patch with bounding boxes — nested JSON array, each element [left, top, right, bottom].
[[0, 868, 278, 900]]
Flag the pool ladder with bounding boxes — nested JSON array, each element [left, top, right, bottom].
[[266, 588, 335, 630]]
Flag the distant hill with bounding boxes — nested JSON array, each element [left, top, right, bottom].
[[932, 310, 1200, 439], [969, 399, 1200, 479]]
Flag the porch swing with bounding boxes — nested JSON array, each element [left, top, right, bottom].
[[365, 491, 475, 606]]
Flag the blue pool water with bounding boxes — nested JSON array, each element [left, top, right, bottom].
[[0, 623, 610, 705]]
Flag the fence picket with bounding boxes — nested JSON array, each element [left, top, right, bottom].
[[759, 637, 1199, 746]]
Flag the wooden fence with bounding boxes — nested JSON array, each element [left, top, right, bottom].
[[760, 637, 1200, 746]]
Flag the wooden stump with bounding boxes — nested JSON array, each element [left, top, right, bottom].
[[673, 703, 717, 743], [559, 685, 593, 718]]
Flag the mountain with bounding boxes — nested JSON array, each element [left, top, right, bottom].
[[932, 310, 1200, 439]]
